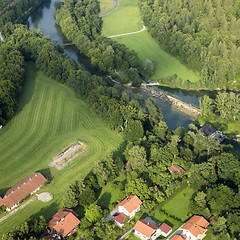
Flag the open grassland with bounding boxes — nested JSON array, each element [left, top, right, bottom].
[[99, 0, 116, 16], [0, 63, 122, 235], [101, 0, 142, 35], [101, 0, 199, 83]]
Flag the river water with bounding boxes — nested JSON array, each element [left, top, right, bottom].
[[24, 0, 240, 156]]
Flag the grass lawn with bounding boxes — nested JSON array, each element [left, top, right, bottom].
[[101, 0, 199, 83], [162, 187, 194, 221], [99, 0, 116, 16], [97, 181, 122, 209], [0, 63, 122, 236]]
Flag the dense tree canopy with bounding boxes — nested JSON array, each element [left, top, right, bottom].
[[139, 0, 240, 90]]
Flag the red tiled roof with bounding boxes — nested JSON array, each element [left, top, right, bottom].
[[117, 195, 142, 214], [159, 222, 172, 234], [133, 219, 158, 238], [48, 208, 80, 238], [1, 173, 47, 209], [181, 215, 210, 237], [168, 164, 186, 173], [171, 234, 185, 240], [114, 213, 126, 224]]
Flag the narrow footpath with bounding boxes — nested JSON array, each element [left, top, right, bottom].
[[107, 25, 147, 38]]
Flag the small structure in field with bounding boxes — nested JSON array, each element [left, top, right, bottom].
[[37, 192, 53, 202], [199, 123, 226, 142], [49, 141, 86, 170], [168, 164, 186, 174], [0, 125, 3, 129], [0, 173, 47, 211]]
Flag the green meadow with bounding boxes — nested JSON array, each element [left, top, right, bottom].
[[101, 0, 199, 83], [99, 0, 116, 16], [0, 63, 122, 235]]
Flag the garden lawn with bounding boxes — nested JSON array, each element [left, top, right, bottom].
[[162, 187, 194, 221], [99, 0, 116, 16], [102, 0, 199, 83], [0, 63, 122, 236]]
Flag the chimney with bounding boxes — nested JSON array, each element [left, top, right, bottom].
[[61, 218, 64, 221], [56, 221, 59, 224], [127, 196, 129, 200], [195, 224, 197, 227]]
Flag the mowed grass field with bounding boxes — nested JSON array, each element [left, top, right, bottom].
[[99, 0, 116, 16], [0, 63, 122, 235], [101, 0, 199, 83]]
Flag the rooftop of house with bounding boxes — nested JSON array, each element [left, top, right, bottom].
[[200, 123, 217, 136], [159, 222, 172, 234], [181, 215, 210, 237], [170, 234, 185, 240], [0, 173, 47, 209], [114, 213, 126, 224], [48, 208, 80, 238], [117, 195, 142, 214], [168, 164, 186, 173], [133, 219, 158, 238]]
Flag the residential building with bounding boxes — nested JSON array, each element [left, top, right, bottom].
[[199, 123, 226, 142], [114, 213, 126, 228], [170, 234, 185, 240], [168, 164, 186, 174], [159, 222, 172, 237], [117, 195, 142, 218], [180, 215, 209, 240], [133, 219, 161, 240], [48, 208, 80, 239], [170, 215, 210, 240], [0, 173, 47, 211]]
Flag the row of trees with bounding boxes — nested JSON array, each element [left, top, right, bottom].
[[139, 0, 240, 90], [200, 92, 240, 121], [55, 0, 146, 85], [1, 216, 46, 240], [0, 0, 46, 27], [0, 42, 25, 124]]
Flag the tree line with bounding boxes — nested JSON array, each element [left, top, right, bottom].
[[55, 0, 148, 85], [0, 0, 46, 28], [139, 0, 240, 90]]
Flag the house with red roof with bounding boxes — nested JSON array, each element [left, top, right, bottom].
[[133, 219, 161, 240], [48, 208, 80, 239], [117, 195, 142, 218], [168, 164, 186, 174], [159, 222, 172, 237], [0, 173, 47, 211], [114, 213, 126, 228], [169, 215, 209, 240]]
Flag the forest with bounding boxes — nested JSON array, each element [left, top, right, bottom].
[[0, 0, 46, 27], [139, 0, 240, 90], [55, 0, 148, 85]]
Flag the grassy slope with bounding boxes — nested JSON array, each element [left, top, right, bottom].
[[0, 63, 122, 235], [101, 0, 199, 83], [99, 0, 116, 16]]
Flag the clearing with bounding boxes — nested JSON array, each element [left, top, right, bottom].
[[99, 0, 116, 16], [101, 0, 199, 83], [0, 63, 122, 235]]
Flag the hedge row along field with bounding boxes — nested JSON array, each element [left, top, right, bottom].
[[0, 63, 122, 235]]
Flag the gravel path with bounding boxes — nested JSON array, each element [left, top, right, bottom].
[[0, 196, 36, 223], [107, 25, 146, 38]]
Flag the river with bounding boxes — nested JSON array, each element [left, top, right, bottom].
[[24, 0, 240, 153]]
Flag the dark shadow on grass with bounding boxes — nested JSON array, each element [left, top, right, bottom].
[[0, 187, 9, 196], [37, 168, 53, 181], [30, 201, 59, 223], [97, 192, 111, 209], [15, 62, 37, 115]]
